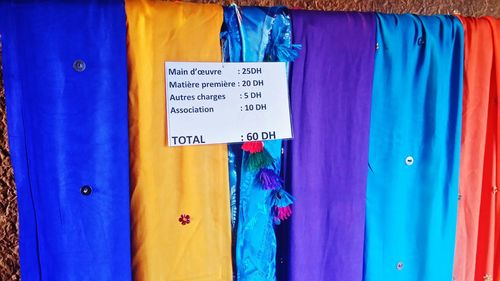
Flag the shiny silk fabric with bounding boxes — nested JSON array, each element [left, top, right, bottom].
[[364, 14, 464, 281], [221, 6, 290, 280], [284, 11, 375, 281], [0, 1, 131, 280], [453, 16, 500, 281], [125, 1, 232, 280]]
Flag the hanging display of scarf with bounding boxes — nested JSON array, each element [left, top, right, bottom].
[[221, 5, 298, 280], [453, 16, 499, 281], [125, 1, 232, 280], [1, 1, 499, 279], [0, 1, 131, 280], [281, 10, 376, 281], [364, 14, 464, 281]]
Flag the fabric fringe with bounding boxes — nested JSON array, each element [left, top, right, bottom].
[[270, 188, 295, 224], [247, 149, 274, 171], [257, 168, 283, 190]]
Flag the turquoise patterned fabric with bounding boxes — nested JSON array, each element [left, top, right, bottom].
[[221, 5, 296, 280], [364, 14, 464, 281]]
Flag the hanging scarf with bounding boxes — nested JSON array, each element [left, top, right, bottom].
[[453, 16, 500, 281], [221, 5, 298, 280], [0, 1, 131, 280], [126, 1, 232, 280], [282, 10, 375, 281], [364, 14, 464, 281]]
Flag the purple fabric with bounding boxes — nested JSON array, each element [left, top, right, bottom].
[[283, 11, 376, 281]]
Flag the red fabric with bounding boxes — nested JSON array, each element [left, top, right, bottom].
[[454, 16, 499, 281]]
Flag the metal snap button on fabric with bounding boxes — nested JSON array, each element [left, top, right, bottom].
[[80, 185, 92, 196], [73, 59, 86, 72], [405, 156, 414, 166], [396, 262, 404, 270], [376, 42, 380, 50], [417, 37, 425, 46]]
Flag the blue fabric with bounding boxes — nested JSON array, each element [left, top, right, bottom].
[[221, 5, 294, 280], [0, 1, 131, 280], [364, 14, 464, 281]]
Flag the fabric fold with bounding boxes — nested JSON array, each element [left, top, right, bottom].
[[283, 10, 376, 281], [126, 1, 232, 280], [453, 16, 499, 281], [0, 1, 131, 280], [364, 14, 464, 281]]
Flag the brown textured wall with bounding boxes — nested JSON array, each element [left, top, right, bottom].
[[191, 0, 500, 16], [0, 47, 20, 280], [0, 1, 498, 280]]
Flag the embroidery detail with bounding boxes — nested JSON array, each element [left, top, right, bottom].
[[178, 214, 190, 225]]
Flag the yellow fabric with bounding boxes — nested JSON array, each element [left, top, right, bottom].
[[125, 1, 232, 280]]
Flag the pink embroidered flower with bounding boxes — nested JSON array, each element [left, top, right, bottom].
[[178, 214, 190, 225]]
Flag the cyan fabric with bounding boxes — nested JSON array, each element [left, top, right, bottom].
[[0, 1, 131, 280], [364, 14, 464, 281], [221, 5, 295, 280], [284, 10, 375, 281]]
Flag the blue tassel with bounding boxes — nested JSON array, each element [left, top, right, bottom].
[[270, 188, 295, 224]]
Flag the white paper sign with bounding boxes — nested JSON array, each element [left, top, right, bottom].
[[165, 62, 292, 146]]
